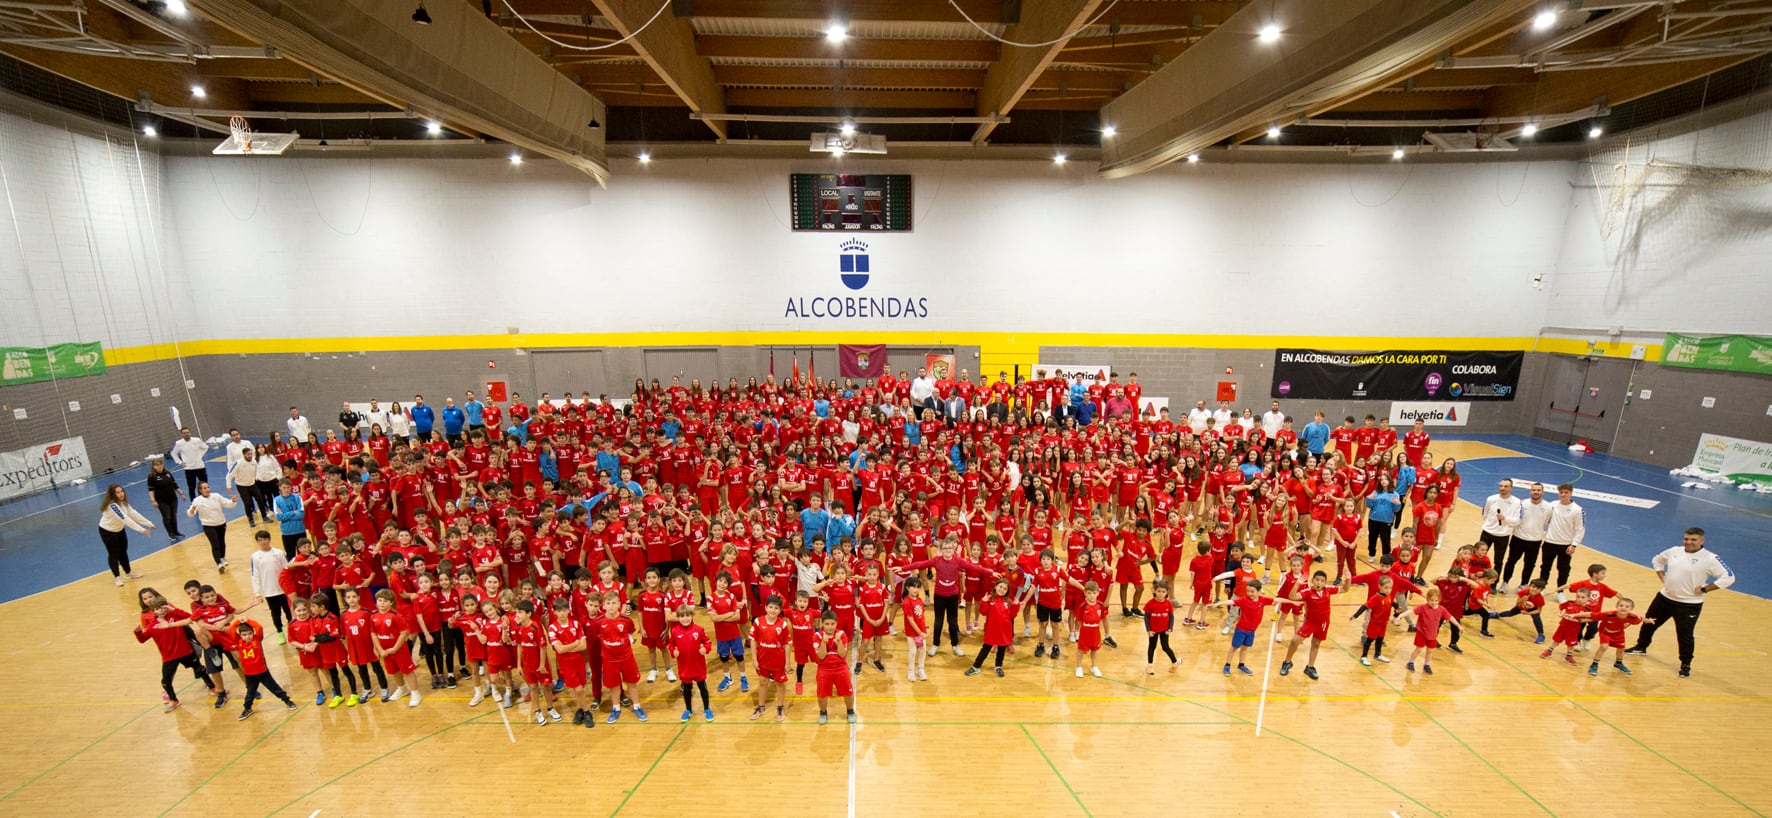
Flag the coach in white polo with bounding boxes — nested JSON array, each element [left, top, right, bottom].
[[1628, 527, 1734, 678], [1503, 483, 1553, 592], [1478, 479, 1522, 591], [1187, 401, 1210, 433], [1535, 483, 1585, 587], [1261, 401, 1286, 437]]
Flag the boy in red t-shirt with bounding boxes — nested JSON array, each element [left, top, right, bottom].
[[668, 604, 714, 723], [228, 619, 298, 720], [901, 576, 929, 682], [1407, 587, 1457, 675], [1587, 598, 1643, 676], [787, 592, 818, 694], [599, 594, 646, 723], [1184, 542, 1213, 628], [1212, 579, 1274, 676], [370, 589, 422, 708], [750, 596, 793, 721], [1142, 580, 1180, 674], [134, 596, 215, 713], [1487, 578, 1548, 643], [511, 601, 558, 725], [707, 572, 750, 693], [814, 612, 856, 725], [547, 597, 595, 729], [1074, 583, 1107, 679], [1560, 564, 1617, 653], [1541, 592, 1594, 665], [1280, 571, 1341, 680]]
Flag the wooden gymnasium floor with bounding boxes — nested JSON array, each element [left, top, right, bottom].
[[1, 440, 1768, 818]]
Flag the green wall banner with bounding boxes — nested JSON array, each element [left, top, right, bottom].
[[1661, 333, 1772, 375], [0, 342, 106, 386]]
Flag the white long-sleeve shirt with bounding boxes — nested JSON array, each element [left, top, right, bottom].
[[1544, 501, 1585, 545], [1651, 546, 1736, 604], [225, 440, 250, 474], [170, 437, 210, 471], [1480, 494, 1523, 538], [231, 457, 259, 487], [287, 415, 312, 441], [255, 455, 281, 483], [1515, 498, 1553, 540], [1186, 408, 1210, 432], [186, 492, 236, 526], [99, 501, 152, 533], [909, 377, 936, 403], [1261, 410, 1286, 435], [250, 547, 288, 597]]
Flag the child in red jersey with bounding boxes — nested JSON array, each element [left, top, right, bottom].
[[707, 571, 750, 693], [749, 597, 793, 721], [286, 598, 334, 706], [228, 619, 298, 720], [1115, 519, 1157, 616], [307, 591, 357, 706], [1213, 551, 1259, 635], [370, 589, 422, 708], [1542, 589, 1596, 665], [1488, 578, 1548, 643], [475, 596, 515, 707], [1074, 582, 1107, 678], [547, 596, 595, 729], [901, 576, 929, 682], [813, 612, 856, 725], [788, 591, 818, 694], [1407, 587, 1457, 675], [1279, 571, 1341, 680], [1183, 542, 1214, 628], [636, 567, 672, 684], [411, 573, 445, 689], [1271, 553, 1312, 643], [511, 600, 559, 725], [1029, 549, 1073, 661], [340, 588, 390, 703], [599, 593, 647, 723], [134, 592, 214, 713], [670, 604, 715, 723], [1587, 598, 1643, 676], [1142, 580, 1180, 674], [967, 577, 1030, 678], [1212, 579, 1275, 676], [1357, 575, 1400, 666], [856, 562, 892, 674], [1559, 563, 1617, 653]]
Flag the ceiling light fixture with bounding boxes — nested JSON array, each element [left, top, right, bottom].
[[1267, 125, 1281, 138], [164, 0, 188, 16], [1520, 122, 1538, 137], [638, 151, 651, 163], [426, 121, 442, 135], [143, 125, 157, 137], [587, 118, 601, 129], [830, 145, 845, 157], [1588, 125, 1603, 139], [839, 120, 856, 136], [412, 2, 432, 25], [190, 84, 206, 99], [1259, 24, 1281, 42], [1186, 153, 1200, 163], [509, 152, 522, 164], [825, 22, 847, 42], [1392, 148, 1405, 159], [1532, 10, 1556, 31], [1101, 124, 1117, 137], [1053, 152, 1067, 164]]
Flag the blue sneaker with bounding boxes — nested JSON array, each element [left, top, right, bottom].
[[680, 709, 692, 723], [1237, 664, 1253, 676], [314, 692, 325, 706], [1613, 662, 1632, 675], [740, 676, 750, 693], [1222, 664, 1232, 676], [1535, 634, 1546, 644], [634, 706, 648, 722], [1588, 663, 1600, 676], [606, 708, 620, 724], [704, 708, 714, 722], [553, 679, 564, 693], [717, 674, 733, 692]]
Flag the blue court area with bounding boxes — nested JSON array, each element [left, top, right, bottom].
[[1440, 434, 1771, 598], [0, 454, 249, 602], [0, 434, 1765, 603]]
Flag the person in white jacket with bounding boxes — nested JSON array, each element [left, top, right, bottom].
[[1628, 527, 1736, 678], [230, 447, 263, 525], [186, 481, 238, 572], [248, 529, 291, 642], [98, 484, 154, 586]]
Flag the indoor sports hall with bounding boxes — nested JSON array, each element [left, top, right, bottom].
[[1, 2, 1770, 817]]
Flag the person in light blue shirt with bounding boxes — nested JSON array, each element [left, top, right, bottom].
[[1394, 461, 1417, 507], [463, 391, 486, 431], [1068, 375, 1088, 410], [539, 442, 558, 483], [904, 416, 923, 447], [799, 494, 832, 549], [1301, 411, 1331, 458], [271, 480, 306, 559], [950, 442, 966, 474], [1364, 475, 1404, 558], [441, 398, 465, 444], [825, 500, 856, 551], [595, 441, 621, 483], [661, 416, 681, 441], [814, 397, 831, 419], [409, 396, 435, 438]]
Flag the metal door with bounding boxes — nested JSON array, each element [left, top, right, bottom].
[[529, 350, 610, 401], [644, 349, 721, 385], [1534, 355, 1631, 452]]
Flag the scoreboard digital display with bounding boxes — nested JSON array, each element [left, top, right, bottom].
[[791, 174, 912, 232]]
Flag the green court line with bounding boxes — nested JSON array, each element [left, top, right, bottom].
[[1006, 657, 1445, 817], [0, 680, 201, 805], [1473, 641, 1769, 817], [158, 704, 302, 817], [468, 718, 1242, 727], [609, 723, 687, 818], [1326, 636, 1556, 817], [262, 710, 499, 817], [1019, 723, 1093, 818]]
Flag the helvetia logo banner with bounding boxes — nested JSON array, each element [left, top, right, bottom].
[[785, 239, 930, 319]]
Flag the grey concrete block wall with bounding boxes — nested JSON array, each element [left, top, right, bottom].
[[0, 358, 213, 473], [1610, 363, 1772, 468]]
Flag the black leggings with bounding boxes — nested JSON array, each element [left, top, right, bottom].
[[1146, 631, 1176, 663], [154, 499, 181, 536], [100, 528, 133, 577], [1361, 636, 1386, 657], [419, 631, 443, 675], [441, 626, 464, 674], [235, 483, 263, 520], [281, 533, 304, 561], [243, 671, 290, 706], [1504, 538, 1542, 586], [681, 680, 710, 711], [1366, 521, 1393, 557], [1493, 608, 1544, 636], [972, 644, 1007, 669], [355, 661, 388, 692], [1538, 541, 1574, 587], [160, 654, 212, 701], [265, 594, 291, 632], [203, 525, 228, 565], [932, 594, 962, 647]]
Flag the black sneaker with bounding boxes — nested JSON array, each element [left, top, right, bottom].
[[1103, 636, 1117, 649], [1477, 630, 1495, 639], [1446, 644, 1464, 654], [237, 708, 254, 721], [994, 667, 1005, 677], [871, 660, 885, 673], [1279, 660, 1292, 676], [1679, 665, 1691, 678], [1034, 644, 1046, 658], [447, 674, 458, 688], [965, 667, 981, 676], [573, 709, 585, 725], [284, 700, 298, 711], [1050, 645, 1061, 661], [1303, 666, 1319, 680], [213, 691, 228, 709], [1623, 648, 1646, 656]]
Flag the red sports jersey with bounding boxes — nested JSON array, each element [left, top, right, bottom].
[[1143, 598, 1174, 633], [750, 616, 791, 672], [708, 591, 743, 642], [668, 622, 713, 681]]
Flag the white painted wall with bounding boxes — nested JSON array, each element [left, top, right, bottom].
[[0, 110, 177, 350], [1549, 104, 1772, 335], [159, 152, 1577, 339]]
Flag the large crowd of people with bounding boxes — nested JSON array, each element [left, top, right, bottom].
[[113, 365, 1733, 726]]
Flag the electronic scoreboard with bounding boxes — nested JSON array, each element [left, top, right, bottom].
[[790, 174, 912, 232]]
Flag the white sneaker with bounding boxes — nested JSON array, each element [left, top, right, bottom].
[[220, 559, 230, 568], [503, 688, 514, 708], [908, 672, 917, 682], [1091, 667, 1102, 678], [1024, 624, 1033, 637], [666, 668, 677, 683], [917, 670, 927, 681], [1376, 655, 1391, 664], [389, 686, 407, 700], [1074, 667, 1083, 678], [548, 708, 561, 722], [114, 576, 124, 587], [1275, 632, 1286, 643], [124, 573, 141, 580], [647, 669, 657, 683], [468, 688, 484, 707], [1221, 625, 1232, 635], [952, 645, 964, 657], [1069, 632, 1079, 643], [407, 690, 421, 707], [927, 644, 937, 657], [534, 709, 546, 725]]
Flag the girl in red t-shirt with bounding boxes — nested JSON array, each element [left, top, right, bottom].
[[967, 577, 1029, 678]]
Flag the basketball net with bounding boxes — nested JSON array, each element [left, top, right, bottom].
[[229, 115, 255, 154]]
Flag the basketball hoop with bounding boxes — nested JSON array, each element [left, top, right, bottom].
[[212, 115, 299, 155]]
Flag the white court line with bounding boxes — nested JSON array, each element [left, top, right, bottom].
[[495, 690, 516, 743], [1254, 618, 1279, 737], [1502, 450, 1772, 520], [0, 475, 149, 527], [847, 718, 859, 818]]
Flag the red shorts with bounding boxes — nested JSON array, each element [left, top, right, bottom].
[[861, 620, 890, 639], [1552, 619, 1584, 646], [1161, 551, 1185, 578], [1192, 584, 1211, 604], [298, 649, 324, 670], [1277, 601, 1303, 616], [816, 667, 853, 698], [556, 654, 587, 689], [1115, 560, 1143, 585], [1296, 619, 1329, 641], [522, 666, 552, 686], [487, 649, 513, 674], [381, 649, 416, 675], [1599, 631, 1626, 649], [1077, 631, 1101, 652], [793, 645, 815, 667], [757, 662, 788, 684], [602, 653, 640, 686], [1413, 631, 1438, 649], [641, 630, 664, 650]]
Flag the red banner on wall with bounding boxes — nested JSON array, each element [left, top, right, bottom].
[[840, 344, 886, 378]]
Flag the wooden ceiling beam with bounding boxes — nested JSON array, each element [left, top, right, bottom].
[[714, 65, 986, 88], [1484, 53, 1764, 119], [196, 58, 321, 81], [1061, 30, 1199, 52], [1399, 66, 1537, 89], [569, 63, 664, 85], [1330, 89, 1485, 112], [973, 0, 1106, 141], [696, 35, 1000, 62], [726, 87, 976, 109], [245, 81, 381, 105], [1031, 69, 1148, 92], [591, 0, 728, 137], [679, 0, 1014, 24], [0, 45, 253, 111]]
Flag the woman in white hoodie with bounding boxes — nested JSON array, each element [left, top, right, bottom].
[[186, 481, 238, 572], [98, 484, 154, 586]]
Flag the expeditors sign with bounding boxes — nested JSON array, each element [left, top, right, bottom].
[[0, 436, 92, 500]]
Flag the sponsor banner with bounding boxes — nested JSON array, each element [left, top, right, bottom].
[[1662, 333, 1772, 375], [839, 344, 887, 378], [1507, 477, 1659, 509], [1, 341, 105, 386], [1138, 397, 1170, 418], [1389, 401, 1471, 427], [1691, 433, 1772, 487], [924, 354, 957, 381], [1031, 362, 1111, 382], [0, 436, 92, 500], [1271, 349, 1521, 401]]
